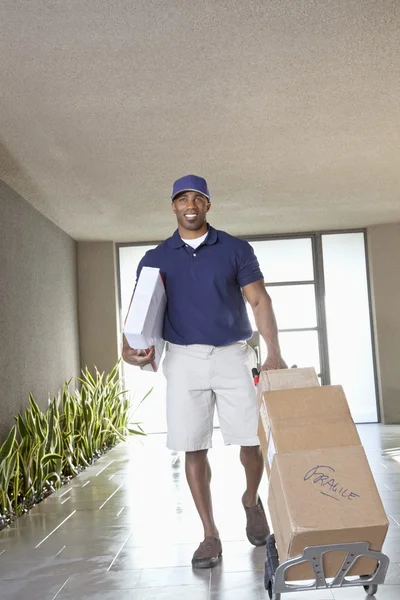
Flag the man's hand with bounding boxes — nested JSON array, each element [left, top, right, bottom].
[[122, 335, 155, 367], [261, 354, 288, 371]]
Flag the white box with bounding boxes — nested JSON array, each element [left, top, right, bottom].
[[124, 266, 166, 372]]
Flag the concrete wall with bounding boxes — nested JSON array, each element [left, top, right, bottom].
[[77, 242, 120, 375], [0, 182, 80, 441], [368, 223, 400, 424]]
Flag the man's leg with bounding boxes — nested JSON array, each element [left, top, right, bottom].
[[186, 449, 222, 568], [185, 449, 219, 538], [211, 343, 270, 546], [240, 445, 264, 507], [240, 444, 269, 545], [163, 344, 222, 568]]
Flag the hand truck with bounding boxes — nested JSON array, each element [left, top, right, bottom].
[[265, 534, 389, 599]]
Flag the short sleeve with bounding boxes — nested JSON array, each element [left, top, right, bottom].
[[237, 241, 264, 288]]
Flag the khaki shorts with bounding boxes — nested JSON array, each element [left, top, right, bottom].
[[163, 342, 259, 452]]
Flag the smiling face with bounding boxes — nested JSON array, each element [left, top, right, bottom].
[[172, 190, 211, 238]]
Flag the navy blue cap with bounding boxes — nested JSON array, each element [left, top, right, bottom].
[[171, 174, 210, 202]]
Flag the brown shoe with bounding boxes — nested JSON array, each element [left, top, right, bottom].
[[192, 536, 222, 569], [242, 494, 270, 546]]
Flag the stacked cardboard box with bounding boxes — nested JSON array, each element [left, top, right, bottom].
[[257, 369, 389, 581], [257, 368, 319, 476]]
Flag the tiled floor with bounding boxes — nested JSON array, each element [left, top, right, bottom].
[[1, 425, 400, 599]]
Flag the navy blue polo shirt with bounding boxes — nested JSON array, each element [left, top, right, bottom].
[[136, 225, 263, 346]]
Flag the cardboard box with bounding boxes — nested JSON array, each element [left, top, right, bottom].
[[257, 368, 320, 475], [259, 385, 389, 581], [123, 266, 166, 372], [263, 386, 359, 465], [256, 368, 320, 407]]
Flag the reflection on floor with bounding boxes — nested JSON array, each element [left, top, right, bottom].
[[1, 425, 400, 599]]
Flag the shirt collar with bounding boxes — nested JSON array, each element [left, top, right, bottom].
[[169, 225, 218, 249]]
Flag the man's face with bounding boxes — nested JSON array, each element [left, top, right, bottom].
[[172, 191, 211, 231]]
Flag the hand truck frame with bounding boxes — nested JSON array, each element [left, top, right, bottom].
[[265, 534, 389, 599]]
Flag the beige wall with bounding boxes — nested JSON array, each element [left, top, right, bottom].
[[368, 223, 400, 424], [77, 242, 120, 375], [0, 182, 80, 441]]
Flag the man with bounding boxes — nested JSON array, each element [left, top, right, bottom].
[[122, 174, 287, 569]]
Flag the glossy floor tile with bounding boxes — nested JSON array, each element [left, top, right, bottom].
[[1, 424, 400, 599]]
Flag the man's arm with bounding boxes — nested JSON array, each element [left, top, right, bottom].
[[243, 280, 287, 371]]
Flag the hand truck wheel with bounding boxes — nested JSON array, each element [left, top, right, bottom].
[[266, 580, 281, 600], [363, 584, 378, 596], [361, 575, 378, 596], [265, 534, 281, 599]]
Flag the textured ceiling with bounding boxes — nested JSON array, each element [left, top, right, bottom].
[[1, 0, 400, 242]]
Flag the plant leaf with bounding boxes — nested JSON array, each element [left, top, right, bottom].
[[0, 426, 17, 464]]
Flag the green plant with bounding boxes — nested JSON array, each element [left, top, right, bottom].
[[0, 361, 150, 528]]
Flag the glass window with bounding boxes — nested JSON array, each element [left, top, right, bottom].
[[246, 284, 317, 330], [322, 233, 377, 423], [250, 238, 314, 283], [259, 330, 321, 375], [118, 231, 378, 430], [119, 245, 156, 322], [269, 284, 317, 330], [119, 244, 167, 435]]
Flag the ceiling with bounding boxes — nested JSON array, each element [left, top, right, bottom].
[[1, 0, 399, 242]]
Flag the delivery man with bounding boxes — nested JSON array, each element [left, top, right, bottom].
[[122, 174, 287, 569]]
